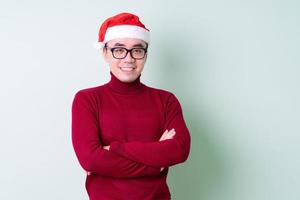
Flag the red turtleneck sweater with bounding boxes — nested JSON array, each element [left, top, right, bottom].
[[72, 72, 190, 200]]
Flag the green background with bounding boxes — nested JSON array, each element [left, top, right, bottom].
[[0, 1, 299, 199]]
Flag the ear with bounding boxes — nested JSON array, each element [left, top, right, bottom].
[[102, 48, 109, 63], [143, 53, 148, 63]]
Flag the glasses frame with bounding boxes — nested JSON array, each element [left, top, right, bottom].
[[105, 46, 148, 60]]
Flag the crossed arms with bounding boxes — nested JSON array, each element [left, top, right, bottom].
[[71, 91, 190, 178]]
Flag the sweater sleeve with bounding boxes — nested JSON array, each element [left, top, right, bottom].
[[109, 93, 191, 168], [71, 91, 161, 178]]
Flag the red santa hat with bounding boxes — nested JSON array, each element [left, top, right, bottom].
[[94, 12, 150, 49]]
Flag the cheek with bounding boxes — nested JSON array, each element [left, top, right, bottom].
[[137, 60, 146, 68], [104, 52, 118, 66], [107, 57, 120, 66], [111, 61, 122, 71]]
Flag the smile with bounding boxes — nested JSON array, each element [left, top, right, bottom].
[[119, 67, 135, 71]]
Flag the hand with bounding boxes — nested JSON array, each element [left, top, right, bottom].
[[159, 128, 176, 141], [87, 145, 110, 175], [159, 129, 176, 172], [103, 145, 110, 150]]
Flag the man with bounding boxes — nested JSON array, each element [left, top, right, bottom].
[[72, 12, 191, 200]]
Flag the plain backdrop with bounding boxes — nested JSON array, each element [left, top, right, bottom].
[[0, 0, 299, 200]]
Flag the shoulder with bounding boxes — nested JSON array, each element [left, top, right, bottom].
[[144, 85, 184, 116], [72, 84, 108, 107], [74, 84, 107, 98], [143, 84, 180, 104], [144, 84, 172, 96]]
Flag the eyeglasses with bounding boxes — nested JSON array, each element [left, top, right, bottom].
[[105, 46, 147, 60]]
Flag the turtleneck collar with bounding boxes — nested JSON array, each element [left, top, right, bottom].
[[107, 71, 144, 94]]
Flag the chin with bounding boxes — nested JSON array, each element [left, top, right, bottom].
[[114, 73, 134, 82], [121, 77, 137, 83]]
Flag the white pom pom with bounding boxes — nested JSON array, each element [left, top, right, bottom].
[[93, 42, 104, 50]]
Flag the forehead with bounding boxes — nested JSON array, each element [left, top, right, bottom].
[[107, 38, 147, 47]]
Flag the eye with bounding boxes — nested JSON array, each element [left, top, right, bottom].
[[113, 48, 126, 54], [132, 48, 144, 54]]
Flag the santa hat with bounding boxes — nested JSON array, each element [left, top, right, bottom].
[[94, 12, 150, 49]]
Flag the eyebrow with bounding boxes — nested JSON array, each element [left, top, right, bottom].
[[113, 43, 125, 47], [113, 43, 146, 48], [132, 43, 146, 48]]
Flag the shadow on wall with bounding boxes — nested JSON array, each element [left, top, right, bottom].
[[157, 34, 231, 199]]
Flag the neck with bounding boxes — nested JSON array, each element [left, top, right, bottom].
[[107, 71, 144, 94]]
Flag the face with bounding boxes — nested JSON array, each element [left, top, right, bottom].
[[103, 38, 148, 83]]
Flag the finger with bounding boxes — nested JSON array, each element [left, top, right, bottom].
[[161, 129, 169, 137], [159, 130, 168, 141], [168, 129, 175, 134], [169, 131, 176, 137], [159, 135, 165, 141], [167, 130, 176, 136], [166, 131, 176, 139]]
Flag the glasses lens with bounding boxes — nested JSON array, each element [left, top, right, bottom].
[[112, 48, 127, 59], [131, 48, 146, 59]]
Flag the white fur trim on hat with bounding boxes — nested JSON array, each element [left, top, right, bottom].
[[105, 25, 149, 43], [94, 25, 150, 49]]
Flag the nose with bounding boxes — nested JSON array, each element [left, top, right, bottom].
[[123, 51, 135, 62]]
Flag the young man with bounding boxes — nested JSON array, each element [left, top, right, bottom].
[[72, 12, 191, 200]]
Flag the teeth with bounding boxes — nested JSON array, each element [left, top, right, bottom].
[[120, 67, 134, 71]]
